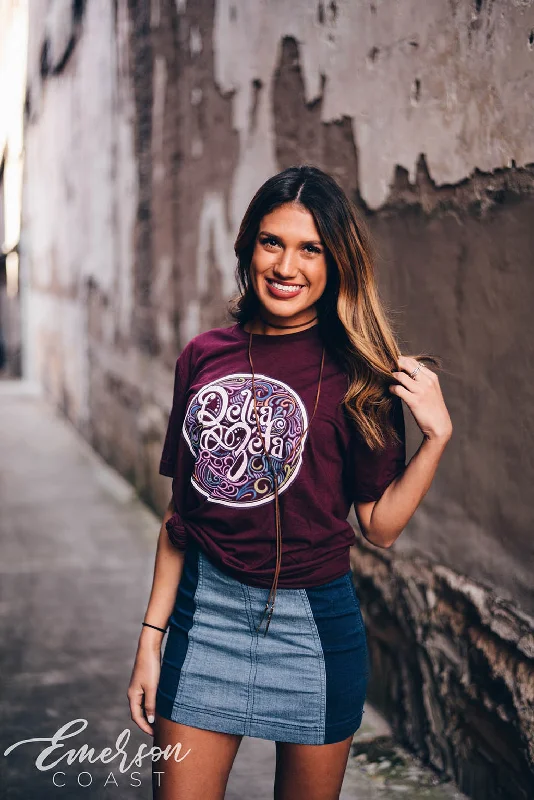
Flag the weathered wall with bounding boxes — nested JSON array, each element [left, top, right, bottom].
[[21, 1, 534, 796], [349, 523, 534, 799], [0, 0, 27, 375]]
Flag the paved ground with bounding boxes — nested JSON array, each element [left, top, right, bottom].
[[0, 381, 468, 799]]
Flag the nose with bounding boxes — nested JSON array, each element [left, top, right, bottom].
[[273, 248, 299, 280]]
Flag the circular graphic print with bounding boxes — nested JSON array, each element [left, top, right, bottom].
[[182, 373, 309, 507]]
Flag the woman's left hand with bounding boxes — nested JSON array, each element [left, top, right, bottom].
[[390, 355, 453, 442]]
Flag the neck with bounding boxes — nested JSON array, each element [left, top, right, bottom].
[[246, 312, 318, 335]]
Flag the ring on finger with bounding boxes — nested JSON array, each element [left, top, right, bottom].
[[409, 363, 422, 379]]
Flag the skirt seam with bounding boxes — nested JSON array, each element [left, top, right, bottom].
[[240, 581, 258, 736], [298, 588, 327, 737], [172, 545, 203, 717]]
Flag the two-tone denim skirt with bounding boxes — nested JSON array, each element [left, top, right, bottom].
[[156, 539, 370, 745]]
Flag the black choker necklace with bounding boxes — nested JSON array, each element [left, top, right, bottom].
[[257, 314, 318, 330]]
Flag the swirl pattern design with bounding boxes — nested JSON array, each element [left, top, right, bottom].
[[182, 373, 309, 507]]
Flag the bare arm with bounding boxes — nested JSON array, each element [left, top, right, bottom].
[[354, 432, 450, 548], [354, 353, 453, 549], [127, 497, 186, 734], [139, 496, 186, 650]]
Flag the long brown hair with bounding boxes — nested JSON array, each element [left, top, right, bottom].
[[227, 165, 440, 450]]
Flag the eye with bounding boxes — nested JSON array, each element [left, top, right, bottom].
[[260, 236, 280, 249], [303, 244, 322, 255]]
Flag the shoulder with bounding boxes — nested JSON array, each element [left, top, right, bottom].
[[186, 323, 238, 355], [178, 324, 238, 368]]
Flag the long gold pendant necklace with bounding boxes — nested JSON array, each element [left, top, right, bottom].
[[247, 323, 325, 635]]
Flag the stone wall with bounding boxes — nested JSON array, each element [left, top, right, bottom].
[[349, 519, 534, 799], [21, 1, 534, 796]]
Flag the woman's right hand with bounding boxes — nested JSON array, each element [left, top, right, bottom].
[[127, 634, 164, 736], [128, 497, 184, 735]]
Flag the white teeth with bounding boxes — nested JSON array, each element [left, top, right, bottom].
[[268, 280, 303, 292]]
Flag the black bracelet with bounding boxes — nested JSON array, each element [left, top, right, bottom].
[[142, 622, 168, 634]]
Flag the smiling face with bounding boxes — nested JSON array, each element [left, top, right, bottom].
[[248, 202, 328, 330]]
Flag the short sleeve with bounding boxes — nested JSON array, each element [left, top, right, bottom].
[[348, 394, 406, 504], [159, 344, 193, 478]]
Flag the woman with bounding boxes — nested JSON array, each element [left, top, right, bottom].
[[127, 165, 452, 800]]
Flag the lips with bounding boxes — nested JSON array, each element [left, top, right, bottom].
[[265, 278, 306, 299]]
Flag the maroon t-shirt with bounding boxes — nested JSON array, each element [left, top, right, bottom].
[[159, 322, 406, 588]]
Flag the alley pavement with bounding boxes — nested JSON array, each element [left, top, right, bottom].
[[0, 380, 468, 799]]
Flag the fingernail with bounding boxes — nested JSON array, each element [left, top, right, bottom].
[[147, 714, 155, 724]]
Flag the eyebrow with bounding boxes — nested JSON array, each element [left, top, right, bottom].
[[259, 230, 323, 247]]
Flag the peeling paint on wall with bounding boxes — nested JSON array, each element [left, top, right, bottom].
[[184, 190, 235, 343], [213, 0, 534, 209]]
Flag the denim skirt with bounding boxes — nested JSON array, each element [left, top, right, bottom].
[[156, 539, 370, 745]]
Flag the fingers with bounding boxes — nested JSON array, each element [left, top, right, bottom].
[[390, 361, 432, 398], [394, 356, 437, 387], [127, 684, 154, 737], [144, 686, 157, 728], [390, 369, 425, 394], [388, 382, 412, 402], [396, 354, 421, 373]]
